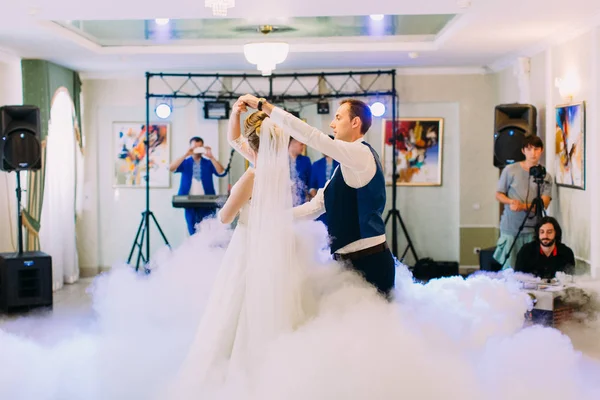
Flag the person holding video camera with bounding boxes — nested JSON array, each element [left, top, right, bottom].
[[170, 136, 225, 235], [493, 136, 553, 270]]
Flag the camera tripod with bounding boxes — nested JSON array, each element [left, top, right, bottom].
[[500, 177, 546, 269]]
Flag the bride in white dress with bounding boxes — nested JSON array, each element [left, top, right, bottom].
[[168, 99, 314, 397]]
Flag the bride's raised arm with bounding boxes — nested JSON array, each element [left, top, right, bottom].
[[228, 99, 256, 164]]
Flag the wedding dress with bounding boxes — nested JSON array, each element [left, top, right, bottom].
[[167, 117, 312, 397]]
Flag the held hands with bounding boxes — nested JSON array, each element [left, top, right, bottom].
[[232, 99, 248, 115], [237, 94, 261, 110]]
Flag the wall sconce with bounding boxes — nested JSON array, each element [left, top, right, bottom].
[[554, 70, 580, 102]]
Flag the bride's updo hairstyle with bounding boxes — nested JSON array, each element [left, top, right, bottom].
[[243, 111, 268, 153]]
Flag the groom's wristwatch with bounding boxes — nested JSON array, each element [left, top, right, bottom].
[[257, 98, 266, 111]]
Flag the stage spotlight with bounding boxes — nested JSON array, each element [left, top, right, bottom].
[[370, 101, 385, 117], [317, 100, 330, 114], [155, 18, 170, 25], [155, 103, 172, 119], [370, 14, 384, 21]]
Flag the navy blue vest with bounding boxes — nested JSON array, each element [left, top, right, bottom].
[[323, 142, 386, 253]]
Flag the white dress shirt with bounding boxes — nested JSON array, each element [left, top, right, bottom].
[[189, 159, 206, 195], [190, 179, 205, 195], [269, 107, 386, 254]]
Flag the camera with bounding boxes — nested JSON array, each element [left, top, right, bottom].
[[529, 164, 546, 180], [193, 147, 206, 155]]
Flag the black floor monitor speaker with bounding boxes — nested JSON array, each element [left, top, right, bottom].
[[412, 258, 459, 282], [0, 251, 53, 313], [493, 103, 537, 168], [0, 105, 42, 172]]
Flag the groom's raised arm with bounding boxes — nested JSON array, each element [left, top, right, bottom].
[[237, 95, 370, 173], [268, 107, 369, 172]]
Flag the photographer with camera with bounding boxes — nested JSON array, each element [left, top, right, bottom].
[[493, 136, 553, 270], [170, 136, 225, 235]]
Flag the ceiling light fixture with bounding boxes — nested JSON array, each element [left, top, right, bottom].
[[244, 42, 289, 76], [408, 52, 419, 59], [243, 25, 289, 75], [205, 0, 235, 17], [370, 14, 384, 21], [155, 18, 170, 25]]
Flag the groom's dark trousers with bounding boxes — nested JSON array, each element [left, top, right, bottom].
[[333, 242, 396, 297]]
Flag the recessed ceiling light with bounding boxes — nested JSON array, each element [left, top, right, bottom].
[[155, 18, 170, 25], [370, 14, 384, 21]]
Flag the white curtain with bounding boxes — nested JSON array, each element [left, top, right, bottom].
[[39, 90, 80, 291]]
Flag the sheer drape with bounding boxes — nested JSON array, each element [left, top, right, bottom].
[[39, 90, 80, 291]]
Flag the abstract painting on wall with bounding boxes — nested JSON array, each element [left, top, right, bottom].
[[555, 102, 585, 189], [113, 122, 171, 188], [381, 118, 444, 186]]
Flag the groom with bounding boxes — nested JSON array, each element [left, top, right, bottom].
[[238, 95, 395, 297]]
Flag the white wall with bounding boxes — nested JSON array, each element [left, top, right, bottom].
[[550, 30, 594, 268], [0, 52, 22, 253], [592, 26, 600, 278], [494, 25, 600, 277]]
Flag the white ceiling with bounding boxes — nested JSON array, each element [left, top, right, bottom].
[[1, 0, 600, 76]]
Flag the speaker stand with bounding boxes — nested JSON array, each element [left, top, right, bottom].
[[15, 171, 24, 255]]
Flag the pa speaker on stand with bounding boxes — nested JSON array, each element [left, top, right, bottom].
[[493, 103, 537, 168], [0, 105, 42, 172], [0, 105, 52, 313]]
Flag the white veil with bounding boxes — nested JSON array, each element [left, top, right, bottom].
[[243, 117, 308, 364]]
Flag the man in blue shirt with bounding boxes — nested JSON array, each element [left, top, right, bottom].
[[309, 140, 339, 227], [170, 137, 225, 235], [289, 137, 312, 206]]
